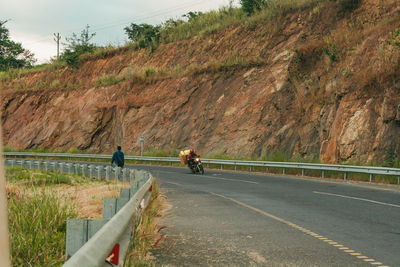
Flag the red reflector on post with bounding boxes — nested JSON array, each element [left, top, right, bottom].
[[149, 185, 153, 192], [106, 243, 120, 265]]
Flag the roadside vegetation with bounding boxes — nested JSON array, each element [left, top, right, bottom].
[[124, 181, 163, 267], [5, 167, 128, 266], [0, 0, 374, 78]]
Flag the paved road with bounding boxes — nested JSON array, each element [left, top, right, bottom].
[[132, 164, 400, 267]]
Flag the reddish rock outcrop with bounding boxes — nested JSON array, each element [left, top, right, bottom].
[[1, 0, 400, 164]]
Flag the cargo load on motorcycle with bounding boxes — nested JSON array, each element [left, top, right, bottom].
[[179, 149, 191, 165]]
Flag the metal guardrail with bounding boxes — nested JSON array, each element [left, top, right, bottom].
[[64, 175, 153, 267], [4, 152, 400, 183], [3, 157, 154, 266]]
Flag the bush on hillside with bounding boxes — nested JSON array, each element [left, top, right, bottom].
[[124, 23, 161, 50], [329, 0, 362, 12], [60, 25, 97, 67], [240, 0, 268, 15], [387, 24, 400, 48]]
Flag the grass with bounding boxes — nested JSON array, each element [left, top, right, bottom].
[[124, 181, 161, 266], [95, 73, 125, 87], [6, 167, 78, 266], [6, 167, 73, 186]]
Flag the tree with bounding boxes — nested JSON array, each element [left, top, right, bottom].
[[240, 0, 267, 15], [0, 20, 36, 71], [61, 25, 96, 67], [124, 23, 160, 49]]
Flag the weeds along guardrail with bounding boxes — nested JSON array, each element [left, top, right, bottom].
[[3, 157, 154, 266], [4, 152, 400, 184]]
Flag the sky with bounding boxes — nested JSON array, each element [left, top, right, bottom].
[[1, 0, 237, 64]]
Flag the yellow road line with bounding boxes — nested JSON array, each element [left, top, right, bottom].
[[208, 191, 388, 267]]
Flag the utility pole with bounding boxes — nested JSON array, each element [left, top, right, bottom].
[[53, 33, 61, 59]]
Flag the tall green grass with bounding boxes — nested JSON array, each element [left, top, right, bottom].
[[8, 189, 77, 266], [6, 167, 72, 186]]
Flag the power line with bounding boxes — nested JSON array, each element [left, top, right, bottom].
[[23, 0, 215, 46]]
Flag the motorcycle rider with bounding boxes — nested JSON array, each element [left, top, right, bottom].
[[186, 148, 199, 169]]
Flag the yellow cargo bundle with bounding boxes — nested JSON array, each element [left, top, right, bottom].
[[179, 149, 191, 165]]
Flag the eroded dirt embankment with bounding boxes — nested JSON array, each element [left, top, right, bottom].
[[1, 0, 400, 163]]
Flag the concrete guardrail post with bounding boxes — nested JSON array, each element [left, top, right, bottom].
[[28, 160, 33, 169], [68, 163, 73, 174], [43, 161, 48, 171], [116, 167, 121, 181], [105, 166, 110, 181], [322, 170, 325, 178], [81, 164, 87, 178], [88, 165, 94, 178], [59, 162, 64, 174], [369, 174, 374, 182], [122, 168, 128, 182], [74, 164, 79, 175], [97, 166, 102, 180]]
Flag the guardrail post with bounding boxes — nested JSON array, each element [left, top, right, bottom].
[[88, 165, 94, 178], [59, 162, 64, 174], [28, 160, 33, 169], [116, 167, 121, 181], [74, 164, 79, 175], [369, 174, 374, 182], [250, 166, 252, 172], [322, 170, 325, 178], [283, 168, 286, 175], [68, 163, 73, 174], [43, 161, 48, 171], [20, 159, 24, 168], [10, 159, 15, 167], [221, 164, 223, 170], [97, 166, 102, 180], [234, 163, 237, 171], [122, 168, 128, 182], [81, 164, 87, 178], [52, 162, 57, 172], [344, 172, 348, 181], [398, 176, 400, 184], [106, 166, 110, 181], [302, 169, 305, 176]]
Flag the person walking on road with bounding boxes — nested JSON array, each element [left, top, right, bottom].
[[111, 146, 125, 168]]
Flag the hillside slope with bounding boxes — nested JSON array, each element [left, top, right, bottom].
[[1, 0, 400, 164]]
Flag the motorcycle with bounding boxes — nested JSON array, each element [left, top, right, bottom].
[[189, 157, 204, 175]]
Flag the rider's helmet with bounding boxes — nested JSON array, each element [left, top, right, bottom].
[[190, 148, 194, 153]]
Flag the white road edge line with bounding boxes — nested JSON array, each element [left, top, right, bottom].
[[313, 191, 400, 208]]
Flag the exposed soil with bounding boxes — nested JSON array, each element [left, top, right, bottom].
[[1, 0, 400, 164]]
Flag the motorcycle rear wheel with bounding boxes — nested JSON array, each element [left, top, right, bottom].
[[199, 165, 204, 175]]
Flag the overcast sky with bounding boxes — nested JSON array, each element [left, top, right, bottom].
[[1, 0, 237, 64]]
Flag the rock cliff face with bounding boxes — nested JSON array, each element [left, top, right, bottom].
[[1, 0, 400, 163]]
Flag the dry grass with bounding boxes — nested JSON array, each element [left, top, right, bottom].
[[124, 181, 169, 267]]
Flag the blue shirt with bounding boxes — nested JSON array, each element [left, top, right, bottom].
[[111, 150, 124, 167]]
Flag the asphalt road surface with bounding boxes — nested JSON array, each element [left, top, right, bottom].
[[131, 164, 400, 267]]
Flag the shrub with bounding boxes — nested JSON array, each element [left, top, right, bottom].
[[124, 23, 161, 50], [95, 73, 124, 87], [338, 0, 362, 11], [387, 24, 400, 48], [60, 25, 97, 67], [323, 42, 339, 62], [240, 0, 268, 15]]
